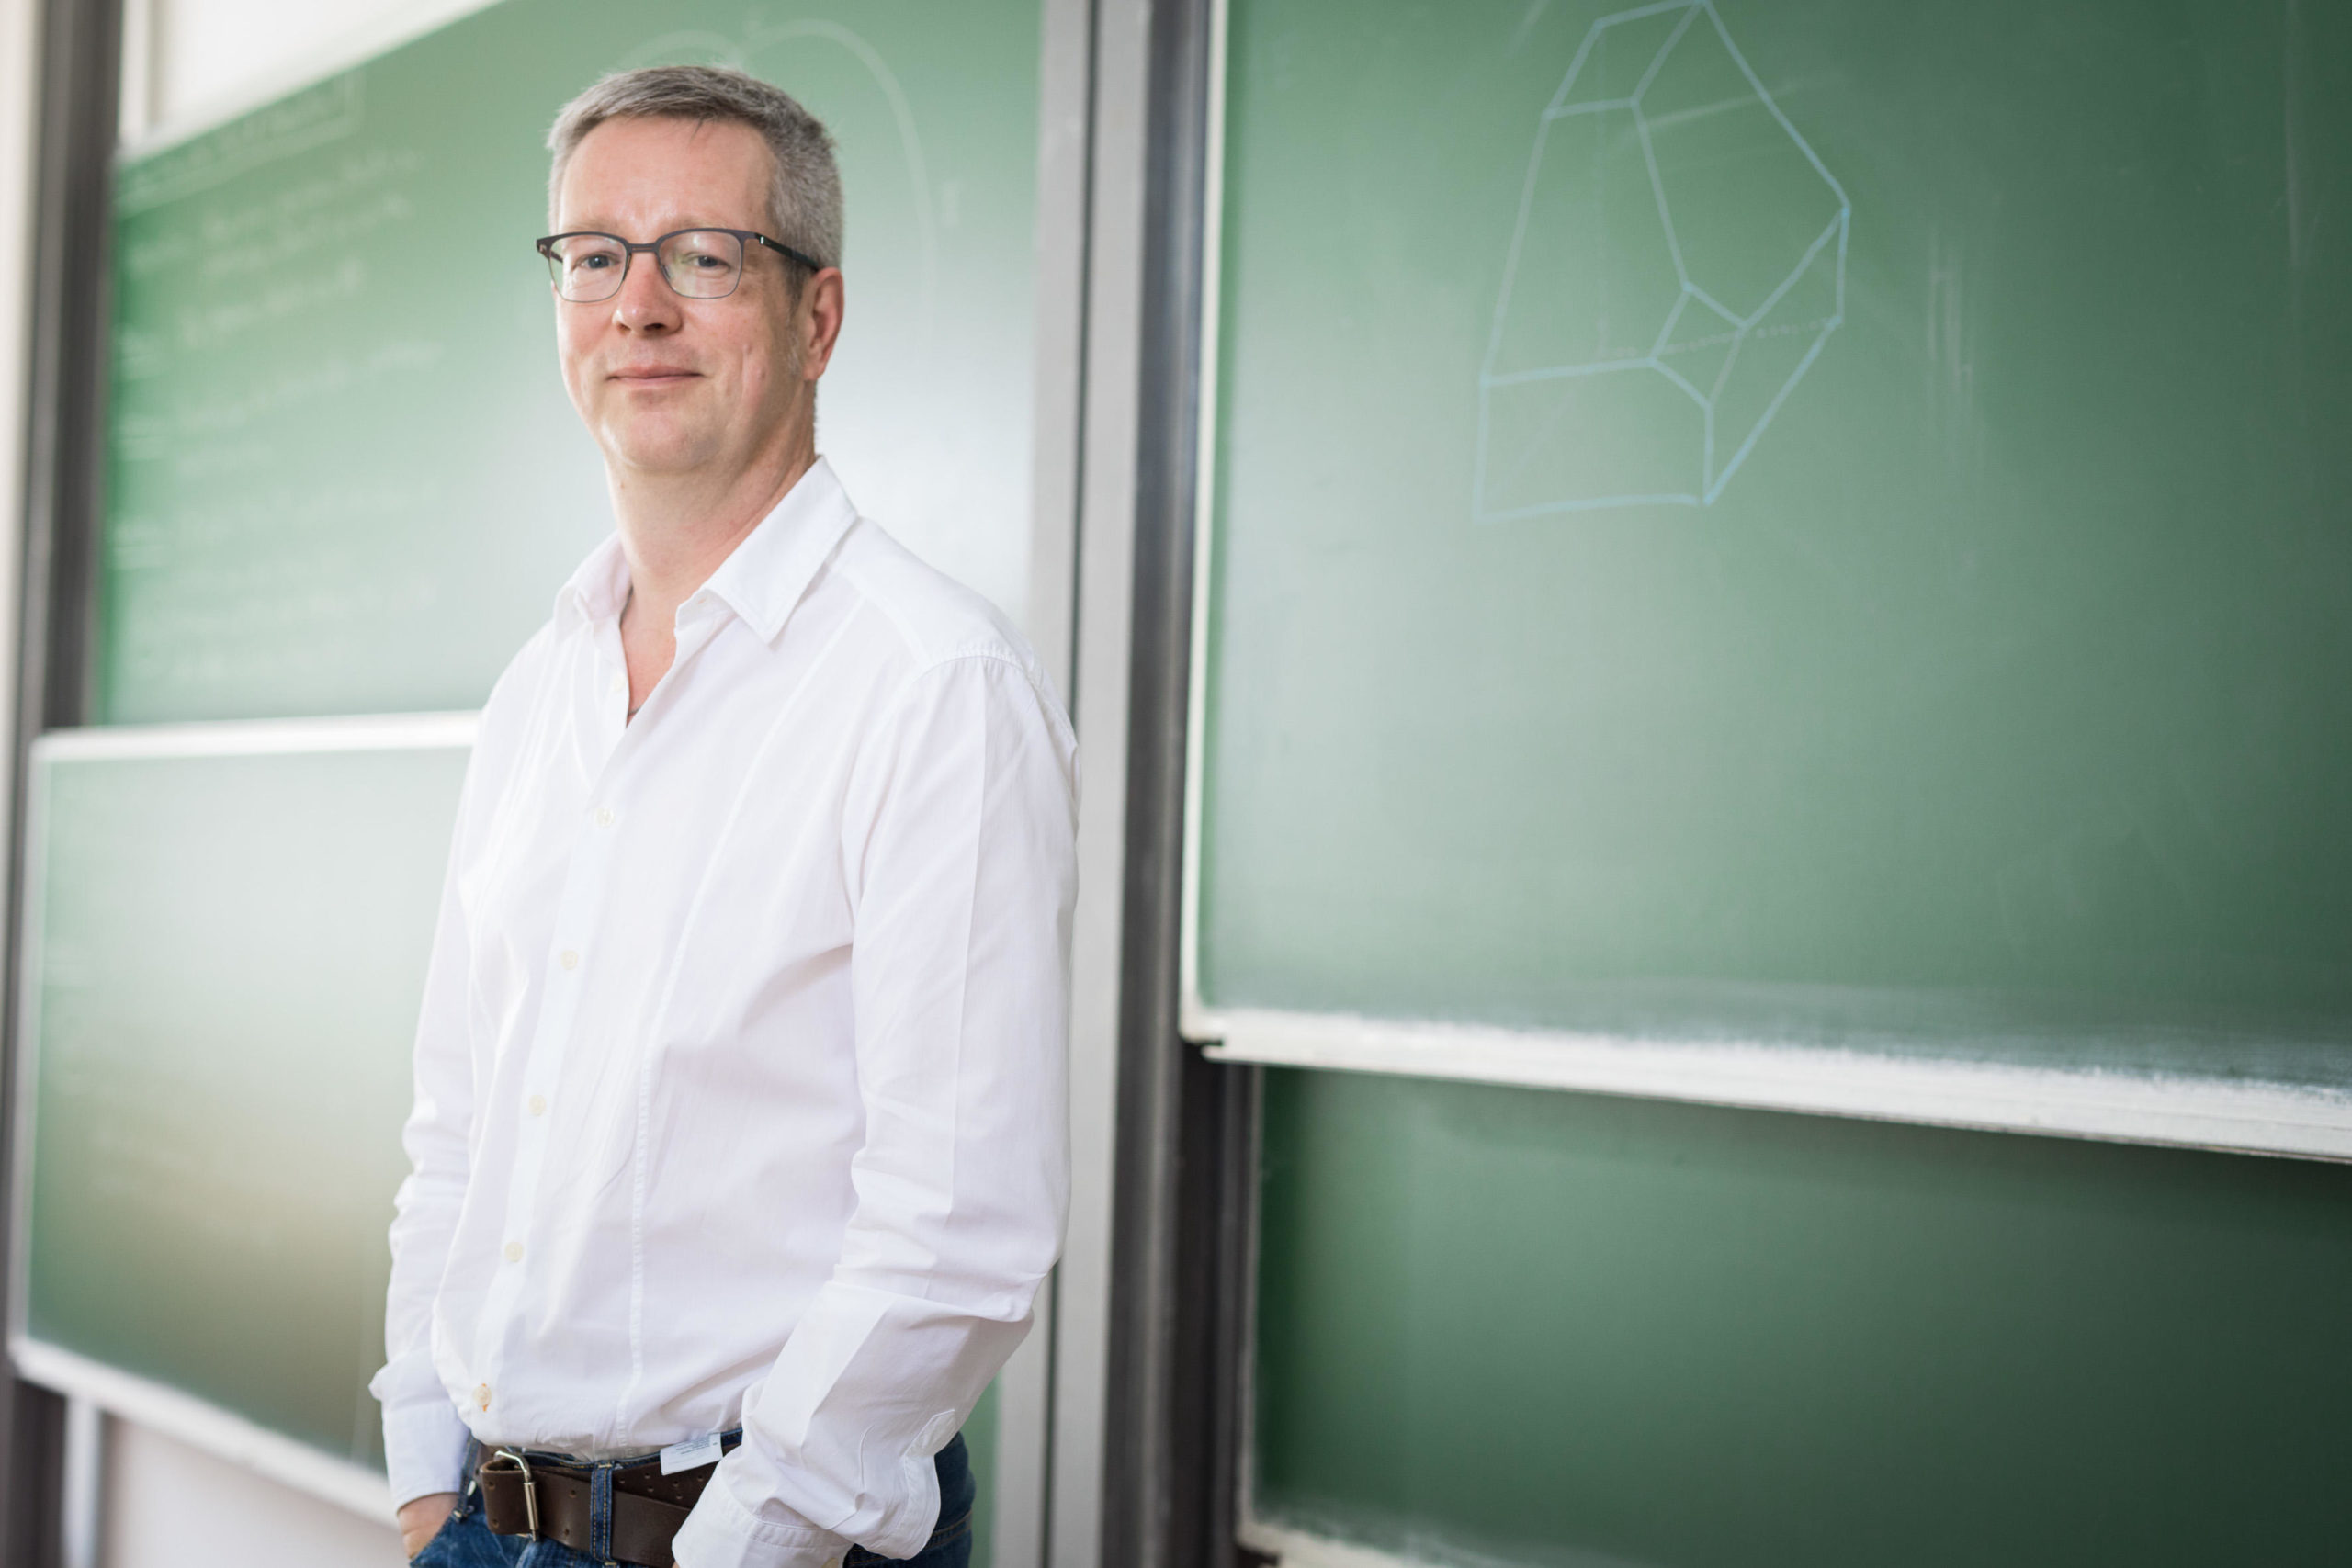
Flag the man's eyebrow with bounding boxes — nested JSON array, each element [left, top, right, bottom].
[[553, 217, 750, 235]]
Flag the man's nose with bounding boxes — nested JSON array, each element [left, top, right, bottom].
[[611, 250, 682, 333]]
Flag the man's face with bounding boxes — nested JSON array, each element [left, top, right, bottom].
[[552, 116, 810, 479]]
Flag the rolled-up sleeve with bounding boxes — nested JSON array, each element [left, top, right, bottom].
[[673, 651, 1077, 1568]]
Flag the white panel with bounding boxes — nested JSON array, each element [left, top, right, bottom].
[[102, 1419, 404, 1568], [143, 0, 499, 136], [120, 0, 157, 140]]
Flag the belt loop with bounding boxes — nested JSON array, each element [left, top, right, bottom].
[[491, 1450, 539, 1540], [592, 1461, 615, 1563]]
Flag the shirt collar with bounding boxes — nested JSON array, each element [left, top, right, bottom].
[[549, 457, 859, 644], [552, 533, 631, 635], [700, 457, 859, 645]]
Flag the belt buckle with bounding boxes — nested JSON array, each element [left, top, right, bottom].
[[487, 1449, 540, 1540]]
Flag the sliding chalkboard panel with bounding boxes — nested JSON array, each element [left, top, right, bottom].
[[105, 0, 1040, 722], [1193, 2, 2352, 1095], [17, 733, 469, 1469], [16, 731, 1009, 1529], [1251, 1070, 2352, 1568]]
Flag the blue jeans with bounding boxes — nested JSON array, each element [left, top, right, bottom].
[[411, 1434, 975, 1568]]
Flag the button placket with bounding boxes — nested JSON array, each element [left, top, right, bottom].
[[606, 597, 724, 738], [470, 728, 637, 1383], [595, 604, 631, 734]]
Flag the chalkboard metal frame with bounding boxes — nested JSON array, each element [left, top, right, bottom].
[[1172, 0, 2352, 1170], [6, 711, 478, 1522]]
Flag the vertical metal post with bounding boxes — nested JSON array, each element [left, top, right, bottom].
[[1053, 0, 1153, 1560], [1092, 0, 1248, 1564], [1059, 0, 1254, 1562], [57, 1397, 99, 1568], [6, 0, 123, 1558], [17, 0, 118, 743], [4, 1383, 66, 1567]]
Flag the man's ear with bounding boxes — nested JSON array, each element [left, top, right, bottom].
[[797, 267, 846, 383]]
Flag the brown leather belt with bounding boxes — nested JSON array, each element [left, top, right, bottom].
[[478, 1438, 739, 1568]]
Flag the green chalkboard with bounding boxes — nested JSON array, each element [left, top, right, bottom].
[[1196, 1, 2352, 1081], [105, 0, 1041, 722], [1253, 1070, 2352, 1568], [17, 732, 1008, 1509], [21, 739, 468, 1466]]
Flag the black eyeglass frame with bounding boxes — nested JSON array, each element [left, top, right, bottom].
[[534, 227, 829, 301]]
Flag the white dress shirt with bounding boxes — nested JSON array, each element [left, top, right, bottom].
[[370, 460, 1077, 1568]]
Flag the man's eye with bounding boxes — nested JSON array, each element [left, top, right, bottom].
[[576, 253, 616, 270]]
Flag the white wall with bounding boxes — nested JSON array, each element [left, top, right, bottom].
[[100, 1421, 404, 1568], [124, 0, 495, 139]]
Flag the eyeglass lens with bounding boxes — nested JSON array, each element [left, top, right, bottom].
[[545, 231, 748, 301]]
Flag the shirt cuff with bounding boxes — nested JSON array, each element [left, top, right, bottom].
[[380, 1397, 473, 1510], [672, 1474, 847, 1568]]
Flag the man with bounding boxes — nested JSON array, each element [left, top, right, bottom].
[[371, 66, 1075, 1568]]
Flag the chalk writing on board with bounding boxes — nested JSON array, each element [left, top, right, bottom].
[[121, 150, 420, 285], [118, 149, 424, 384], [1476, 0, 1849, 520]]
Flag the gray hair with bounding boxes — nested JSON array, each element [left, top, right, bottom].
[[547, 65, 843, 275]]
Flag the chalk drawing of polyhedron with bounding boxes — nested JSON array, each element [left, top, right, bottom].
[[1476, 0, 1849, 520]]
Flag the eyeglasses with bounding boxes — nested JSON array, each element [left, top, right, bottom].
[[535, 227, 825, 302]]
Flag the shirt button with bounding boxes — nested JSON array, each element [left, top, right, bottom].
[[594, 807, 616, 828], [504, 1241, 524, 1263], [527, 1094, 547, 1116], [475, 1383, 492, 1412], [560, 950, 580, 971], [607, 673, 625, 695]]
